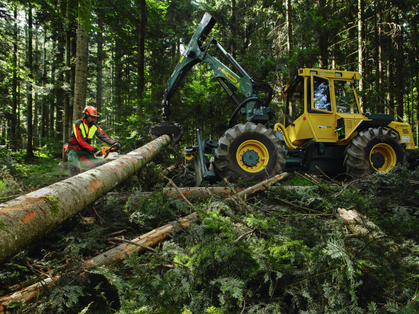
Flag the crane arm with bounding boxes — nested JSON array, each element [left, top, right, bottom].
[[151, 12, 274, 140]]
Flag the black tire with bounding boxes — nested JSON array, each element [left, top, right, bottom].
[[343, 127, 405, 177], [214, 122, 286, 182]]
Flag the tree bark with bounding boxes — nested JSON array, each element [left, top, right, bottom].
[[286, 0, 292, 56], [358, 0, 365, 111], [96, 9, 104, 113], [394, 11, 404, 122], [26, 5, 34, 158], [62, 7, 72, 162], [376, 2, 383, 113], [11, 7, 18, 151], [137, 0, 146, 102], [0, 135, 172, 264], [318, 0, 328, 68], [415, 13, 419, 142], [73, 13, 89, 123]]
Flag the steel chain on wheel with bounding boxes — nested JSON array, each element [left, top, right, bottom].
[[343, 127, 405, 178], [214, 122, 286, 182]]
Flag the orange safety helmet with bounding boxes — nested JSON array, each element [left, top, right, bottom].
[[82, 106, 100, 118]]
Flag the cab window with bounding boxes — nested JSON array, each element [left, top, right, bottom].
[[312, 77, 331, 111], [286, 77, 305, 124], [334, 80, 359, 113]]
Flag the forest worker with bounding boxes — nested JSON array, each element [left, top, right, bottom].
[[67, 105, 121, 176]]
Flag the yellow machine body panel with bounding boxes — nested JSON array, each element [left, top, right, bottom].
[[388, 121, 416, 150]]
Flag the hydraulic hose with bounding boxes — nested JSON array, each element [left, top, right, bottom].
[[273, 123, 298, 150], [229, 97, 261, 128]]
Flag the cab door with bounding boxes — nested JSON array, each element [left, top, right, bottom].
[[306, 76, 337, 142]]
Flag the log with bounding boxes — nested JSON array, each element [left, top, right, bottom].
[[237, 172, 289, 199], [162, 172, 289, 200], [163, 186, 241, 199], [0, 275, 59, 313], [0, 212, 199, 313], [0, 135, 172, 264], [337, 208, 398, 251], [83, 212, 199, 267]]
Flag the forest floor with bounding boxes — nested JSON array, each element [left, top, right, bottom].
[[1, 150, 419, 313]]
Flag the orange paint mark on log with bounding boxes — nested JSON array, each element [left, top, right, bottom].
[[253, 186, 267, 193], [86, 179, 105, 194], [0, 197, 43, 215], [20, 211, 37, 224]]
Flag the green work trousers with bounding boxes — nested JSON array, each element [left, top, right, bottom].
[[67, 149, 105, 176]]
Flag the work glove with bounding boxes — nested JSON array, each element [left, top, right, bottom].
[[113, 142, 121, 150], [93, 148, 102, 156]]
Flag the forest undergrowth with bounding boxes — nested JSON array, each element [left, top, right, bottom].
[[1, 147, 419, 313]]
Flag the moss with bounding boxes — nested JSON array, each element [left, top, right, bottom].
[[44, 195, 60, 217], [0, 220, 9, 233]]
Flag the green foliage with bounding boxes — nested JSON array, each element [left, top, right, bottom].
[[84, 167, 419, 314], [126, 189, 190, 230], [47, 284, 86, 313]]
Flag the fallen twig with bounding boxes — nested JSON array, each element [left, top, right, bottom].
[[223, 178, 255, 216], [218, 206, 252, 229], [275, 197, 321, 213], [166, 177, 197, 212]]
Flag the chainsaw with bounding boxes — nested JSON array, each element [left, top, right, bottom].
[[94, 143, 120, 160]]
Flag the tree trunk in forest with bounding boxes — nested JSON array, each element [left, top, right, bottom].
[[114, 38, 123, 121], [11, 7, 18, 151], [414, 14, 419, 143], [376, 3, 383, 113], [62, 18, 72, 162], [96, 11, 104, 113], [137, 0, 146, 104], [386, 12, 395, 117], [387, 61, 394, 116], [54, 40, 64, 148], [0, 135, 172, 264], [41, 30, 49, 145], [33, 31, 40, 148], [357, 0, 364, 111], [331, 0, 337, 69], [26, 5, 34, 158], [318, 0, 328, 68], [286, 0, 292, 56], [230, 0, 236, 59], [73, 16, 89, 123], [394, 12, 404, 122]]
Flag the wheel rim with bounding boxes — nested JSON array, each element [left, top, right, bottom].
[[236, 140, 269, 173], [369, 143, 397, 172]]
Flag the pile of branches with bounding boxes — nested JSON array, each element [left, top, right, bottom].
[[1, 166, 419, 313]]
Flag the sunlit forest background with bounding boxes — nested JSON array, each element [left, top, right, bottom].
[[0, 0, 418, 157]]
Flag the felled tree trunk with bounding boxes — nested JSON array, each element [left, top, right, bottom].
[[83, 212, 199, 267], [163, 173, 289, 200], [0, 212, 199, 313], [237, 173, 289, 199], [0, 135, 172, 264], [163, 186, 241, 199]]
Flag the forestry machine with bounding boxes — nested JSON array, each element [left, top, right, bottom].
[[150, 12, 418, 185]]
